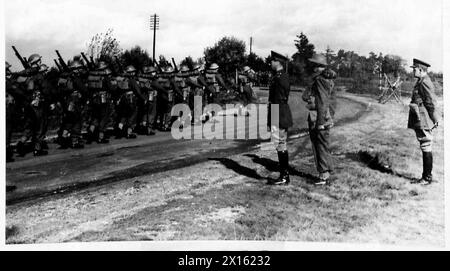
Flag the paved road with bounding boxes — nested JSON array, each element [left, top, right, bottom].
[[6, 89, 366, 204]]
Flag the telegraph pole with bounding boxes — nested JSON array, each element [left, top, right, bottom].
[[150, 14, 160, 62], [249, 37, 253, 55]]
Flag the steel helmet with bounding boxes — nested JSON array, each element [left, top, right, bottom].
[[180, 65, 190, 73], [39, 64, 49, 73], [209, 63, 219, 70], [143, 66, 157, 74], [70, 60, 83, 71], [125, 65, 137, 74], [28, 54, 42, 65], [192, 63, 204, 71], [243, 66, 251, 73], [97, 61, 108, 70], [164, 66, 174, 73], [308, 54, 327, 67]]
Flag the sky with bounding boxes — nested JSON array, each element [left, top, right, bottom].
[[4, 0, 443, 72]]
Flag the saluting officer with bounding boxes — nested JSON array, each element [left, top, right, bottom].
[[267, 51, 293, 185], [306, 53, 337, 185], [408, 59, 440, 185]]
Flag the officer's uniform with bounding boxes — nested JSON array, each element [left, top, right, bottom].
[[268, 51, 293, 185], [407, 58, 440, 184]]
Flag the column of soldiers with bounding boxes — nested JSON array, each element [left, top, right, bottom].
[[5, 51, 255, 162]]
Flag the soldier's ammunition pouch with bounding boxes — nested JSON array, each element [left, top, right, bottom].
[[147, 90, 156, 102], [125, 91, 135, 104], [168, 90, 174, 102], [182, 87, 190, 101], [93, 91, 109, 105], [88, 75, 103, 89], [31, 91, 42, 107], [68, 91, 82, 112]]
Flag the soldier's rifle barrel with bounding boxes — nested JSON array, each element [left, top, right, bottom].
[[80, 52, 94, 70], [55, 50, 70, 72], [171, 58, 179, 73], [54, 59, 62, 72], [12, 46, 30, 69]]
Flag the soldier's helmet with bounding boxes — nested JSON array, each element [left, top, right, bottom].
[[243, 66, 251, 73], [164, 66, 174, 74], [143, 66, 157, 74], [28, 54, 42, 66], [97, 61, 108, 70], [192, 63, 204, 72], [39, 64, 49, 73], [6, 61, 11, 70], [70, 60, 83, 71], [180, 65, 190, 73], [308, 54, 327, 67], [209, 63, 219, 70], [125, 65, 137, 74]]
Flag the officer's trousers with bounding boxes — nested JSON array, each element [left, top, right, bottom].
[[308, 121, 334, 173], [415, 129, 433, 152]]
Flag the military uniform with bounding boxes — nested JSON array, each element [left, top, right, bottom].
[[56, 62, 87, 149], [408, 59, 440, 184], [113, 67, 144, 139], [16, 60, 52, 157], [136, 66, 162, 135], [156, 68, 179, 131], [306, 67, 337, 179], [205, 64, 229, 105], [267, 51, 293, 185], [86, 64, 112, 143]]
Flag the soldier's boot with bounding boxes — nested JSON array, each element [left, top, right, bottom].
[[268, 151, 290, 185], [85, 125, 96, 144], [115, 123, 125, 139], [412, 152, 433, 185], [126, 127, 137, 139], [33, 141, 48, 156], [134, 123, 146, 135], [97, 132, 110, 144], [58, 136, 71, 149], [71, 137, 84, 149], [146, 125, 155, 136], [16, 140, 27, 157], [6, 146, 14, 163]]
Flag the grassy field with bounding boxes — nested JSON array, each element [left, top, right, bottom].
[[6, 92, 444, 247]]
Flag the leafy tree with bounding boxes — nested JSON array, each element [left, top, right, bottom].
[[291, 32, 316, 83], [85, 28, 122, 64], [246, 52, 269, 72], [180, 56, 195, 69], [204, 36, 246, 76], [121, 45, 151, 72]]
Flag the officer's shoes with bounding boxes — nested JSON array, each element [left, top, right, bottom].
[[411, 176, 433, 185], [33, 149, 48, 156], [267, 173, 290, 186]]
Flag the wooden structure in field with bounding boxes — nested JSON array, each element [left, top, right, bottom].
[[373, 61, 403, 104]]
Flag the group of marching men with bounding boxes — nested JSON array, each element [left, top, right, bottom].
[[5, 52, 257, 162]]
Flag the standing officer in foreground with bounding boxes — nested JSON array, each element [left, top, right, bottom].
[[267, 51, 293, 185], [407, 59, 440, 185], [306, 53, 337, 185]]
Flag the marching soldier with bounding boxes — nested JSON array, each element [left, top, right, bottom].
[[156, 66, 180, 131], [16, 54, 52, 157], [306, 53, 337, 185], [237, 66, 257, 116], [6, 62, 27, 162], [267, 51, 293, 185], [135, 65, 163, 135], [56, 60, 87, 149], [113, 65, 144, 139], [205, 63, 229, 105], [85, 61, 112, 144], [174, 65, 191, 128], [185, 64, 206, 125], [408, 59, 440, 185]]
